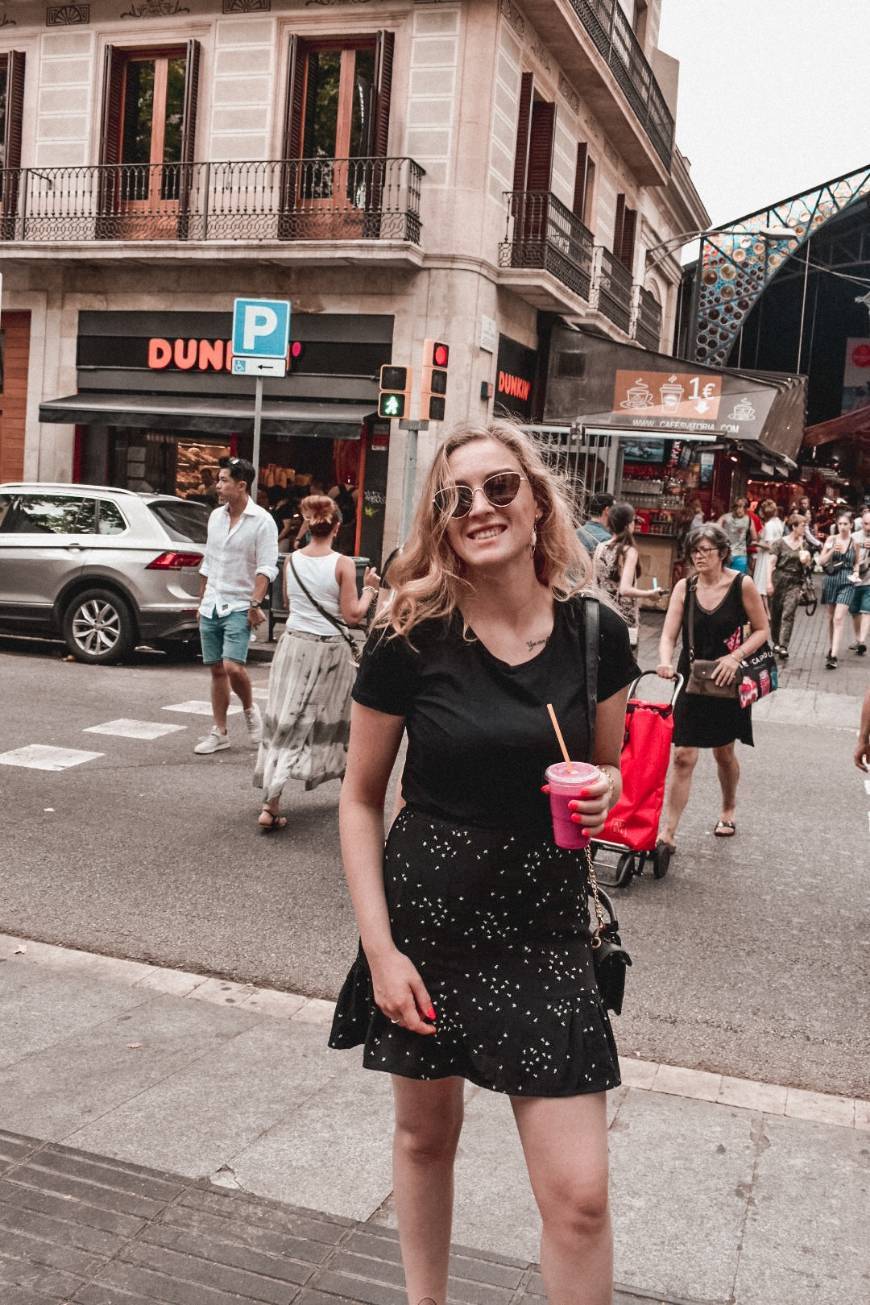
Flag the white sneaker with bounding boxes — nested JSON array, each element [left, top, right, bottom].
[[194, 727, 231, 755], [244, 704, 263, 746]]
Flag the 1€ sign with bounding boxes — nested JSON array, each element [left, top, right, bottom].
[[232, 298, 291, 360]]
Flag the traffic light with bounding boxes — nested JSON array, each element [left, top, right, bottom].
[[421, 340, 449, 421], [378, 364, 411, 419]]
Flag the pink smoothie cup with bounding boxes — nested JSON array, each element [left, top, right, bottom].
[[545, 761, 601, 850]]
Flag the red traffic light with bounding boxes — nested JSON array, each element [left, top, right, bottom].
[[432, 342, 449, 367]]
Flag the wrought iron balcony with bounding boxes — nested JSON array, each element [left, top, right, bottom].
[[567, 0, 674, 167], [0, 157, 424, 245], [633, 285, 663, 351], [499, 191, 594, 302], [592, 246, 633, 333]]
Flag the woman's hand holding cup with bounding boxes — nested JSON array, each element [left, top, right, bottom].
[[566, 768, 611, 837]]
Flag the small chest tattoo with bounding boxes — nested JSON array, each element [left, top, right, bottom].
[[526, 635, 549, 650]]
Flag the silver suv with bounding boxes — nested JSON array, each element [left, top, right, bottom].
[[0, 483, 209, 664]]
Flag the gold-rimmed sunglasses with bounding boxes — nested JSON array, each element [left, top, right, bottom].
[[433, 472, 527, 519]]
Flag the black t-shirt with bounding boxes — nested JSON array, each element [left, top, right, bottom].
[[353, 597, 638, 835]]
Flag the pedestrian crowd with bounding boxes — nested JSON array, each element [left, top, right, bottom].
[[181, 435, 867, 1305]]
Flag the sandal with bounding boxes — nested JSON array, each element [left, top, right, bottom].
[[714, 819, 736, 837], [258, 808, 288, 833]]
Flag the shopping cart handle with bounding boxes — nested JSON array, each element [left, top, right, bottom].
[[629, 669, 684, 707]]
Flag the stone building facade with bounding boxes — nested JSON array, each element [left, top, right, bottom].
[[0, 0, 708, 558]]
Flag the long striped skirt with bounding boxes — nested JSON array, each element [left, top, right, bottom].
[[254, 629, 356, 799]]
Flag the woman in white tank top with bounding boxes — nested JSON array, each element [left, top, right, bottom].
[[253, 495, 380, 830]]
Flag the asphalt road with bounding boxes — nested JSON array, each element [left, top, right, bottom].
[[1, 632, 867, 1097]]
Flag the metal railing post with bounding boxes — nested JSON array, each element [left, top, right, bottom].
[[201, 161, 211, 241]]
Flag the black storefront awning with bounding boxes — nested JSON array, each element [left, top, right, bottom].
[[39, 393, 373, 439]]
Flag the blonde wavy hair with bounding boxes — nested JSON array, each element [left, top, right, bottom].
[[378, 421, 590, 640]]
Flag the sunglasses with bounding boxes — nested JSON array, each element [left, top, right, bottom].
[[434, 471, 526, 519]]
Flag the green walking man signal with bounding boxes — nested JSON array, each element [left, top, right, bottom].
[[378, 365, 412, 419]]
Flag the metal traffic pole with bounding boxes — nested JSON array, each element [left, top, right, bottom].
[[251, 374, 264, 495], [398, 418, 429, 540]]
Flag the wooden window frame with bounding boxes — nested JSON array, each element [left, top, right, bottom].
[[117, 46, 186, 212]]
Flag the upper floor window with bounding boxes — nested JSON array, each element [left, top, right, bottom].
[[283, 31, 394, 163], [573, 143, 596, 231], [0, 50, 25, 234], [121, 52, 187, 179], [512, 73, 555, 195], [613, 192, 637, 269]]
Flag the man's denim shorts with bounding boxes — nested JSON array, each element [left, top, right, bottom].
[[199, 609, 252, 666]]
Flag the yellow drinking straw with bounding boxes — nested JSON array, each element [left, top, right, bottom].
[[546, 703, 574, 772]]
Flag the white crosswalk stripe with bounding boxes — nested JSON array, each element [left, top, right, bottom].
[[163, 700, 242, 716], [83, 719, 187, 741], [0, 745, 104, 772]]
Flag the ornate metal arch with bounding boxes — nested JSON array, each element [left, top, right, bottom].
[[692, 163, 870, 366]]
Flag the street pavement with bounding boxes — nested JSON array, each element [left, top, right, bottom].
[[0, 596, 867, 1304], [0, 596, 867, 1095]]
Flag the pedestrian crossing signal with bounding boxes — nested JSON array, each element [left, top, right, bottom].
[[378, 364, 411, 420], [421, 339, 449, 421]]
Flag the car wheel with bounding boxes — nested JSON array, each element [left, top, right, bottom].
[[62, 588, 135, 664]]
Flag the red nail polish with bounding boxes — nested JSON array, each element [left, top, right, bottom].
[[570, 814, 583, 824], [426, 1006, 436, 1020], [578, 789, 590, 798]]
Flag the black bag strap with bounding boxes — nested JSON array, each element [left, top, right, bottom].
[[579, 592, 599, 748], [686, 575, 698, 664], [288, 554, 357, 655]]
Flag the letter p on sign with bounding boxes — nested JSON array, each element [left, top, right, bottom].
[[232, 297, 291, 360]]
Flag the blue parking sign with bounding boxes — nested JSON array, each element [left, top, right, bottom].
[[232, 298, 291, 359]]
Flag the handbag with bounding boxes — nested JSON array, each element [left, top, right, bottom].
[[580, 594, 632, 1014], [288, 554, 365, 666], [684, 578, 777, 707]]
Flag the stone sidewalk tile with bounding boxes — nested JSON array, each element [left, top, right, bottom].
[[617, 1055, 659, 1090], [854, 1097, 870, 1131], [784, 1086, 856, 1127], [292, 997, 339, 1025], [716, 1074, 788, 1115], [650, 1063, 722, 1102], [238, 988, 309, 1019], [0, 934, 154, 986]]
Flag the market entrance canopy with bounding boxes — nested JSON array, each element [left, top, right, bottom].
[[544, 327, 806, 462]]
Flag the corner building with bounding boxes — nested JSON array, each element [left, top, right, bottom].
[[1, 0, 707, 561]]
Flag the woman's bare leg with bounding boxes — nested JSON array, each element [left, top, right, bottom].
[[712, 742, 739, 824], [831, 604, 848, 658], [512, 1092, 612, 1305], [660, 746, 699, 844], [392, 1075, 465, 1305]]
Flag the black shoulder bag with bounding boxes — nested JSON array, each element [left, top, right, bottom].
[[579, 594, 632, 1016], [288, 555, 365, 666]]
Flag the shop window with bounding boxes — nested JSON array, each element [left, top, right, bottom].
[[613, 193, 637, 269], [2, 494, 97, 535], [572, 143, 596, 230], [98, 41, 200, 238], [0, 51, 26, 240], [280, 31, 394, 236]]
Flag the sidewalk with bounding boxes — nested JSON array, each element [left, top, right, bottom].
[[1, 936, 866, 1305]]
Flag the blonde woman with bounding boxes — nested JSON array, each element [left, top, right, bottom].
[[254, 495, 378, 830], [329, 422, 638, 1305]]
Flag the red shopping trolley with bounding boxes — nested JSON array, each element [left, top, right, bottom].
[[591, 671, 683, 889]]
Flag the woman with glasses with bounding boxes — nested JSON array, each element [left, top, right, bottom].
[[767, 514, 813, 658], [818, 510, 857, 669], [656, 524, 770, 846], [329, 422, 638, 1305]]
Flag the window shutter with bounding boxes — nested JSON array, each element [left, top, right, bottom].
[[512, 71, 533, 193], [572, 143, 587, 218], [180, 39, 201, 166], [1, 51, 25, 238], [525, 100, 554, 192], [371, 30, 395, 158], [620, 206, 637, 269], [99, 45, 125, 167], [282, 35, 305, 160], [613, 192, 625, 256]]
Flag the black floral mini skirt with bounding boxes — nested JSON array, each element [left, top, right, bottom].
[[328, 806, 620, 1097]]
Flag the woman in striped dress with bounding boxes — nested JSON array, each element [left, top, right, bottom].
[[818, 510, 856, 670], [253, 495, 379, 830]]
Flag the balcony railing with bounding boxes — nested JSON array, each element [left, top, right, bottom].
[[0, 157, 424, 245], [567, 0, 674, 166], [499, 191, 594, 302], [633, 285, 663, 350], [592, 246, 633, 332]]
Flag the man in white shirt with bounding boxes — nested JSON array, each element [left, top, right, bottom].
[[194, 457, 279, 754]]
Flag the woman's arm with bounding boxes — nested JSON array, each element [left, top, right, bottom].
[[568, 686, 630, 837], [340, 704, 436, 1035], [617, 546, 653, 600], [337, 556, 380, 625], [657, 578, 687, 675]]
